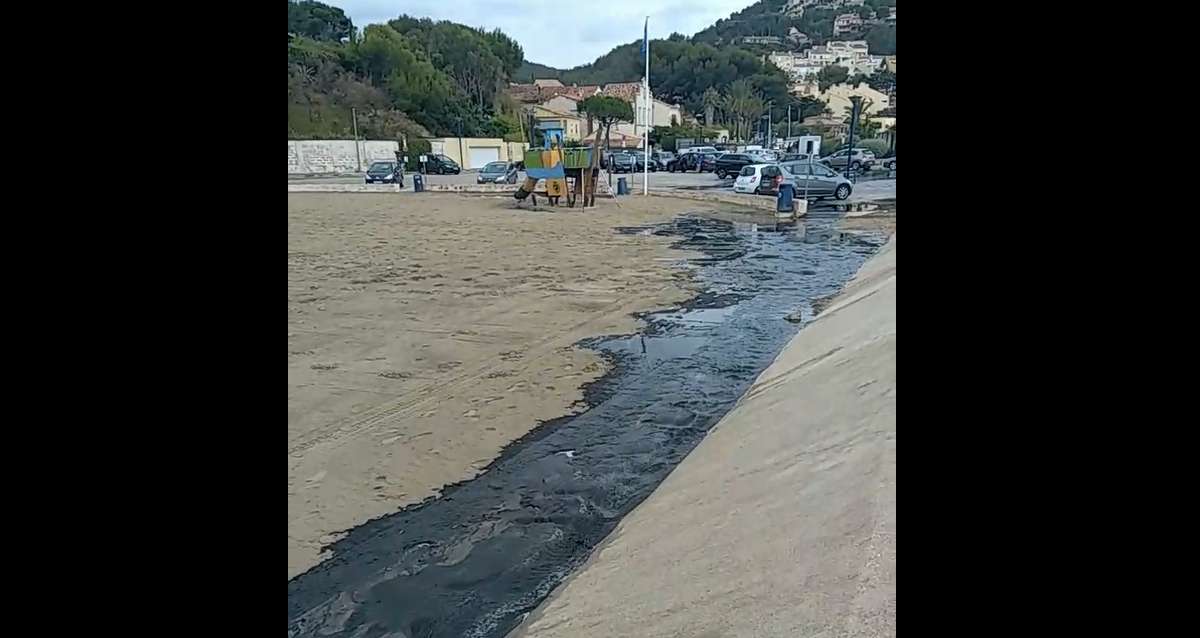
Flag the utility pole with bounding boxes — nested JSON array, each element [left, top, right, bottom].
[[787, 104, 792, 139], [352, 107, 361, 172], [766, 100, 773, 149]]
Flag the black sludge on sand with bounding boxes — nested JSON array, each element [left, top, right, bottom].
[[288, 214, 886, 638]]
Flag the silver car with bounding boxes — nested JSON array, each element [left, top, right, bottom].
[[780, 160, 854, 200]]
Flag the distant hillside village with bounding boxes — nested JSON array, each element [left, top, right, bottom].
[[507, 79, 685, 149]]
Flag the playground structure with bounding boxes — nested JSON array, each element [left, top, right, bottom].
[[513, 125, 602, 208]]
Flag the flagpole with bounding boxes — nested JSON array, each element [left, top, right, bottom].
[[643, 16, 649, 196]]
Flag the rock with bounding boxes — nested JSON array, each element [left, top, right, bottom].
[[785, 310, 804, 323]]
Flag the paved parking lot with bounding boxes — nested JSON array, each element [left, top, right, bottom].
[[289, 167, 894, 201]]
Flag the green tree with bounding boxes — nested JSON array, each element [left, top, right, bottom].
[[864, 25, 896, 55], [817, 64, 849, 91], [577, 95, 634, 155], [792, 96, 825, 123], [701, 87, 721, 126], [288, 0, 353, 42]]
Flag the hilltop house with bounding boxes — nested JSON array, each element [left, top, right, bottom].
[[833, 14, 864, 36], [820, 82, 890, 118]]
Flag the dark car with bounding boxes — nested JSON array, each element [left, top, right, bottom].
[[669, 152, 717, 172], [365, 160, 403, 185], [714, 153, 760, 179], [476, 161, 519, 184], [652, 151, 674, 170], [630, 152, 658, 172], [424, 154, 461, 175], [608, 153, 635, 173]]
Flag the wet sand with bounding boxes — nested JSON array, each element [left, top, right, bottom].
[[288, 193, 723, 578]]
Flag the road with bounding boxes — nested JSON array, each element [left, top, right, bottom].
[[289, 169, 895, 202]]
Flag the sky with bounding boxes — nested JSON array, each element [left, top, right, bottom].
[[330, 0, 752, 69]]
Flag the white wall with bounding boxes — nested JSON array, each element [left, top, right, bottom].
[[288, 140, 400, 174]]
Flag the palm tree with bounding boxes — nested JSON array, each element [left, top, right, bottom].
[[701, 87, 721, 127], [723, 79, 756, 141], [843, 98, 877, 138]]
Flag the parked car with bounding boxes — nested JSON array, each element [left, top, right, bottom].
[[652, 151, 674, 170], [630, 152, 658, 172], [781, 153, 815, 162], [666, 151, 712, 172], [608, 152, 635, 173], [699, 153, 719, 172], [477, 161, 519, 184], [733, 164, 787, 195], [780, 160, 854, 200], [665, 153, 691, 172], [714, 153, 761, 179], [364, 160, 402, 184], [820, 148, 875, 171], [422, 154, 460, 174], [881, 156, 896, 170]]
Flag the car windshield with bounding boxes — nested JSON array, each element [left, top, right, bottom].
[[368, 162, 395, 171], [482, 162, 508, 172], [437, 155, 456, 164], [738, 166, 757, 177]]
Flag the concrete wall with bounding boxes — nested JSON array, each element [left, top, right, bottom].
[[514, 236, 896, 638], [425, 138, 531, 169], [287, 140, 400, 175]]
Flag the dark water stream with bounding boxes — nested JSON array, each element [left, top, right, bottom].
[[288, 213, 886, 638]]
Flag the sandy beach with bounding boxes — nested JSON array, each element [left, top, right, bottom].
[[287, 193, 723, 578]]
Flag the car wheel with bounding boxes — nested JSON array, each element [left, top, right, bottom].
[[835, 184, 851, 200], [850, 161, 861, 170], [716, 170, 726, 179]]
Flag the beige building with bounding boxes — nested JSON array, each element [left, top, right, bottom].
[[885, 55, 896, 73], [821, 82, 890, 117], [526, 104, 585, 141], [425, 137, 529, 169]]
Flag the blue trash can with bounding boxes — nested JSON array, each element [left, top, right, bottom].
[[777, 183, 795, 213], [616, 176, 629, 195], [413, 173, 424, 193]]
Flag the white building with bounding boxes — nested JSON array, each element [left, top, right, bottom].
[[833, 14, 864, 36], [770, 40, 882, 83]]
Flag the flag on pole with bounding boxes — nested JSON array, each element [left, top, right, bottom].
[[641, 17, 648, 57]]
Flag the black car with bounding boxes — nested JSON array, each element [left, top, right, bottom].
[[365, 160, 402, 185], [608, 153, 635, 173], [668, 152, 717, 172], [714, 153, 760, 179], [630, 152, 658, 172], [424, 154, 461, 175]]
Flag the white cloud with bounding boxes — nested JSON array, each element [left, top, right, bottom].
[[327, 0, 750, 68]]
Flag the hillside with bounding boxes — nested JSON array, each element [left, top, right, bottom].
[[287, 1, 527, 143], [523, 0, 896, 83]]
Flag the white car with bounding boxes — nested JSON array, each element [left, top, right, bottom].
[[733, 164, 784, 194]]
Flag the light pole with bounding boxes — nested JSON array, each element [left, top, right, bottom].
[[352, 107, 361, 172]]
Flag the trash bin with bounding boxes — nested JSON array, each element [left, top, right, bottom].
[[616, 176, 629, 195], [777, 182, 795, 213], [413, 173, 424, 193]]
